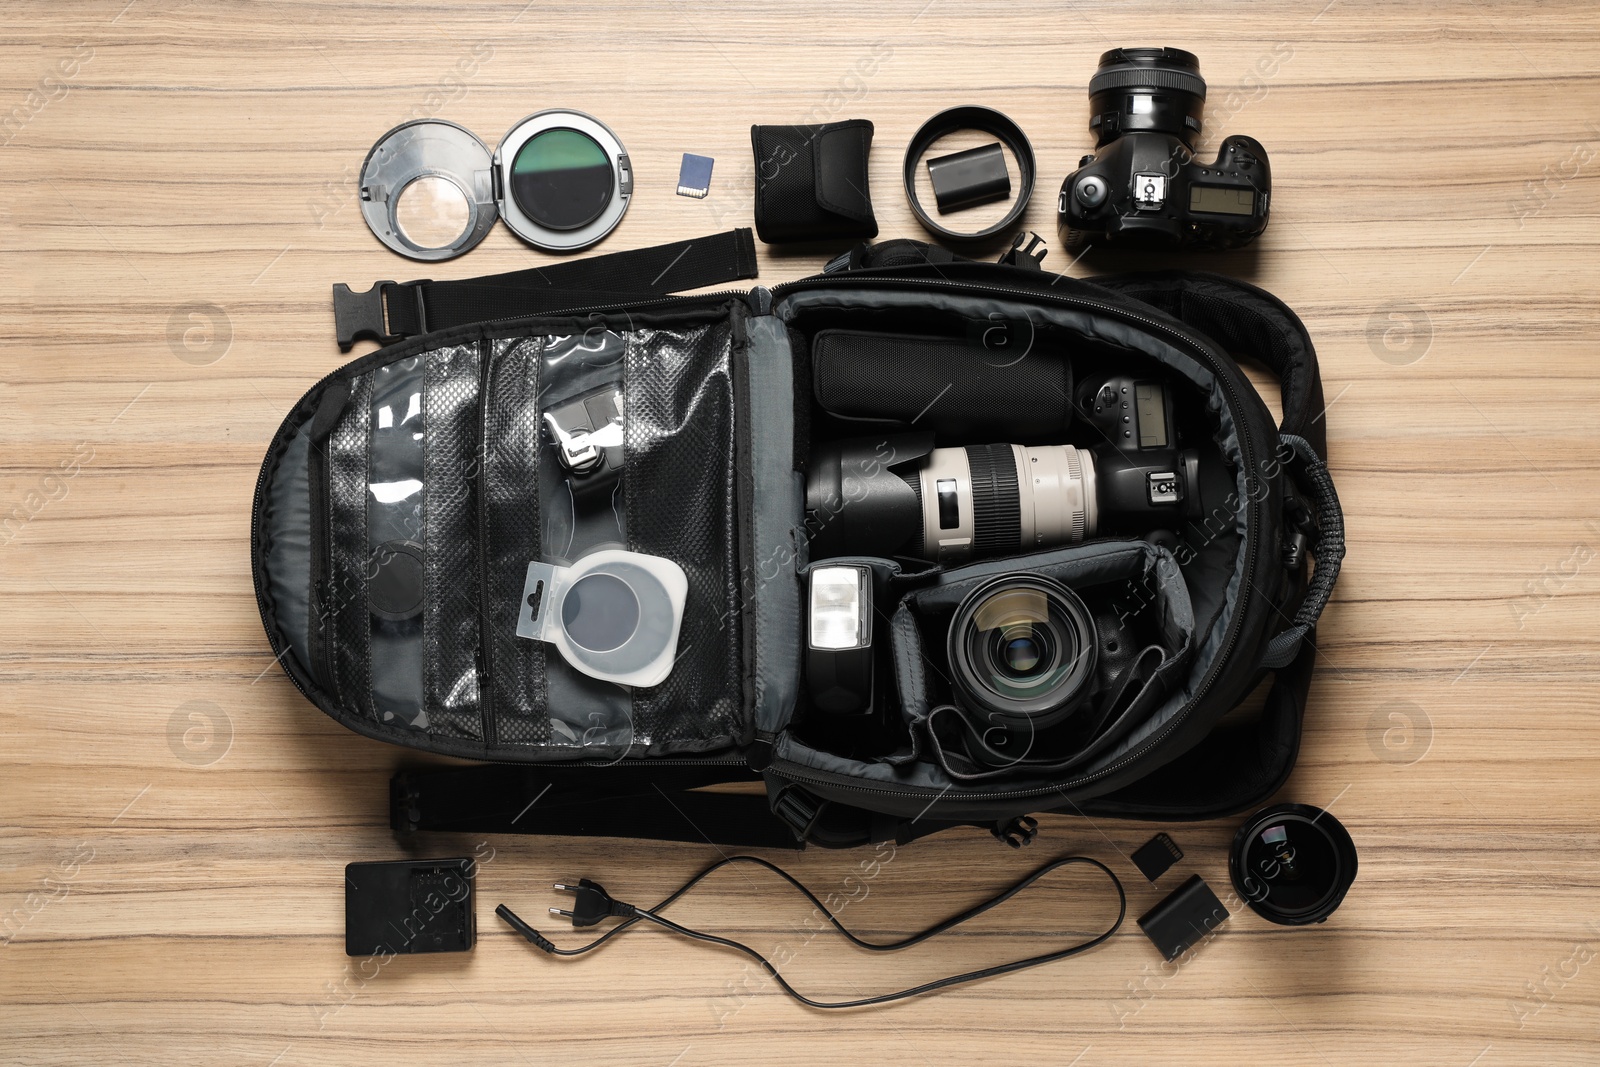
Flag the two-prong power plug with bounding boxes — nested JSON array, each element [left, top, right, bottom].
[[548, 878, 635, 927], [496, 878, 636, 954]]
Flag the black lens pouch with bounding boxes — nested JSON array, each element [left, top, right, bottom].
[[750, 119, 878, 244], [812, 329, 1072, 440]]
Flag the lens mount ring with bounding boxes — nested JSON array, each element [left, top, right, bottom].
[[903, 106, 1036, 244]]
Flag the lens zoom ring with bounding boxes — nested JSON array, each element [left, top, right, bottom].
[[1064, 447, 1087, 542], [1088, 66, 1207, 100], [965, 444, 1021, 557]]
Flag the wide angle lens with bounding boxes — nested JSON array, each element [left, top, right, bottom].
[[1229, 803, 1359, 925]]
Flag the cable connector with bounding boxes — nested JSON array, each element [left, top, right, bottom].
[[549, 879, 636, 927], [495, 904, 557, 953]]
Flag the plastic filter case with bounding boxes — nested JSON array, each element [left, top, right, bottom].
[[516, 549, 687, 688]]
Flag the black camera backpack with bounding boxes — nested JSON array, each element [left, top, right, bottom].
[[252, 230, 1343, 849]]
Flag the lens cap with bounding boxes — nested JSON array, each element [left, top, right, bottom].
[[1229, 803, 1358, 925], [515, 549, 686, 688]]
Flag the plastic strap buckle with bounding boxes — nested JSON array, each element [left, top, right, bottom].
[[992, 814, 1039, 849], [997, 232, 1049, 271], [771, 784, 827, 840], [333, 280, 428, 352]]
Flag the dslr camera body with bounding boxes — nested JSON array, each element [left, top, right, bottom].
[[1059, 47, 1270, 251]]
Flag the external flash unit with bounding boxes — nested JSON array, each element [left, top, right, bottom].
[[805, 564, 874, 716]]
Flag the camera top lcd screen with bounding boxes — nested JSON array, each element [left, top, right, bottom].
[[1189, 185, 1256, 216], [1134, 383, 1169, 448]]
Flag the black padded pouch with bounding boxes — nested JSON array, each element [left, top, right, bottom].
[[750, 120, 878, 243], [812, 329, 1072, 439]]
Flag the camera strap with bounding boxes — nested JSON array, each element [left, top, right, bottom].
[[332, 227, 759, 351]]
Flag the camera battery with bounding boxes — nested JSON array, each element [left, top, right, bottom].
[[1137, 874, 1229, 960], [926, 142, 1011, 213]]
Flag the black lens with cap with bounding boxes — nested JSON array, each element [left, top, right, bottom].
[[1087, 46, 1207, 148], [1229, 803, 1358, 925]]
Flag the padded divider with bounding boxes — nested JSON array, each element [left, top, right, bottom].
[[745, 313, 804, 738], [422, 343, 483, 741], [482, 337, 549, 745], [624, 320, 746, 753], [327, 373, 372, 720]]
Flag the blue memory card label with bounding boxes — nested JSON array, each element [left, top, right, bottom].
[[677, 153, 714, 198]]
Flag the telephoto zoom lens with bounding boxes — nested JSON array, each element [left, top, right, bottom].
[[914, 443, 1099, 563], [802, 435, 1199, 564]]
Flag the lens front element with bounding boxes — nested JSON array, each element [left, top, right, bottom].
[[949, 575, 1098, 730]]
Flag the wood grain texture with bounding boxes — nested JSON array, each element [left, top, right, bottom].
[[2, 1, 1598, 1064]]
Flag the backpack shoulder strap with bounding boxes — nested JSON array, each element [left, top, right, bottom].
[[1087, 271, 1329, 457]]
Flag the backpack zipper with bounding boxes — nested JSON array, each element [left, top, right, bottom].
[[305, 438, 336, 698]]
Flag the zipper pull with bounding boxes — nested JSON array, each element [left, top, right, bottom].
[[748, 285, 772, 316]]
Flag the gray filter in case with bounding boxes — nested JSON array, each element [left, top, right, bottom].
[[517, 549, 688, 690]]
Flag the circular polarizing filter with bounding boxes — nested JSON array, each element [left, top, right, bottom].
[[368, 539, 425, 622], [512, 129, 614, 230], [561, 572, 641, 652], [359, 120, 498, 261], [516, 549, 686, 688], [495, 110, 632, 252]]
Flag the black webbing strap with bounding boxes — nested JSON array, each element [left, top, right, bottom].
[[390, 763, 803, 849], [334, 228, 759, 351]]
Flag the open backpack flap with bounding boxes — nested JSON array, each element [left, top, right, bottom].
[[251, 231, 1343, 850]]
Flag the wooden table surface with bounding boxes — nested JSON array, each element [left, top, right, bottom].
[[3, 1, 1597, 1064]]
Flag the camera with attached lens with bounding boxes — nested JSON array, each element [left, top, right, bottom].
[[1058, 47, 1270, 251], [941, 571, 1168, 769], [804, 375, 1200, 565]]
